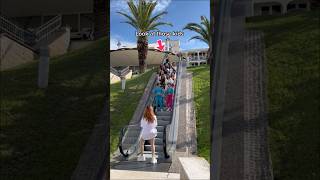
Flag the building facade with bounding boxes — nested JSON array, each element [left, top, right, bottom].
[[249, 0, 311, 16], [181, 48, 209, 66]]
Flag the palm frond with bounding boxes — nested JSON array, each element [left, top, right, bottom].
[[148, 22, 173, 30], [189, 36, 208, 45], [183, 16, 211, 47], [117, 0, 171, 32]]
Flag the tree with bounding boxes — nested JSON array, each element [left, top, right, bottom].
[[118, 0, 172, 73], [183, 16, 212, 64]]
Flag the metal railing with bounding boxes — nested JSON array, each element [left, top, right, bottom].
[[118, 74, 157, 159], [35, 15, 62, 42], [0, 15, 35, 46]]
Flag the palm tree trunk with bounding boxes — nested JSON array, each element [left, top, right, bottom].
[[207, 47, 212, 65], [137, 36, 148, 73]]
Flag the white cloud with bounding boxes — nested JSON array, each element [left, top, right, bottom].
[[154, 0, 171, 12], [110, 0, 171, 14]]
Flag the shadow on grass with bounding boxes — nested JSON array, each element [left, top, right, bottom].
[[0, 39, 107, 179], [248, 10, 320, 180]]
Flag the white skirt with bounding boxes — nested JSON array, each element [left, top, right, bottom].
[[141, 129, 157, 140]]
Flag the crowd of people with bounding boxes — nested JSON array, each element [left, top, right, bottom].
[[153, 58, 177, 112], [137, 58, 177, 164]]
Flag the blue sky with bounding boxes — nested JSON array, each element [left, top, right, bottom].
[[110, 0, 210, 50]]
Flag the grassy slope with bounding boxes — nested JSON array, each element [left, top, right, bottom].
[[110, 70, 154, 154], [0, 39, 107, 179], [247, 10, 320, 179], [188, 66, 210, 161]]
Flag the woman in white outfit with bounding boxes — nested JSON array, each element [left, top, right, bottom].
[[137, 105, 158, 164]]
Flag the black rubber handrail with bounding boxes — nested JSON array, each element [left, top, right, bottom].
[[118, 126, 129, 157], [163, 124, 170, 159]]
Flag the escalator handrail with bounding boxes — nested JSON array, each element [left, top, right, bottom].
[[118, 73, 157, 158], [163, 124, 170, 159], [166, 60, 183, 153]]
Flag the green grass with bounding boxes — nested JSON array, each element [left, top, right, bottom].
[[188, 65, 210, 161], [110, 70, 154, 154], [0, 39, 107, 179], [247, 10, 320, 179]]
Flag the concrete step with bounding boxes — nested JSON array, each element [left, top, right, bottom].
[[144, 145, 164, 152], [123, 137, 164, 148], [156, 111, 172, 116], [156, 126, 164, 132], [110, 169, 180, 180], [157, 120, 170, 126], [145, 137, 163, 145], [157, 132, 164, 138], [157, 115, 171, 121]]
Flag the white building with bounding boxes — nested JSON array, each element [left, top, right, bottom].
[[249, 0, 311, 16], [181, 48, 209, 67], [117, 39, 181, 54]]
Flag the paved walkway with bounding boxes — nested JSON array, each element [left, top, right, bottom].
[[217, 30, 273, 179], [243, 31, 273, 179], [110, 169, 180, 180]]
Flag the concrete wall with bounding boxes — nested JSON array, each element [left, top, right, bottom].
[[179, 157, 210, 180], [0, 34, 36, 71], [110, 70, 133, 84], [48, 28, 71, 57]]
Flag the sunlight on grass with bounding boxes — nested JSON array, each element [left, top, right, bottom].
[[188, 65, 210, 161]]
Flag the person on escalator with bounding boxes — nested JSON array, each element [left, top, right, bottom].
[[137, 105, 158, 164], [165, 83, 175, 112], [153, 83, 164, 111]]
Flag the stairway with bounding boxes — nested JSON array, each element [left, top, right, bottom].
[[0, 14, 61, 52]]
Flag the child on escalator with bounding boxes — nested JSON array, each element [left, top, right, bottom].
[[153, 83, 164, 112], [165, 83, 174, 112]]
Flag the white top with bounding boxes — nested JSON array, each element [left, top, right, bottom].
[[140, 115, 158, 140]]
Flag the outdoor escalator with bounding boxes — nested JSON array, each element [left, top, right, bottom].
[[117, 60, 181, 162]]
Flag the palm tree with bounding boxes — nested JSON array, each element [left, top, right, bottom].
[[118, 0, 173, 73], [183, 16, 212, 64]]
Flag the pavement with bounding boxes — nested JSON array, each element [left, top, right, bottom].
[[110, 170, 180, 180]]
